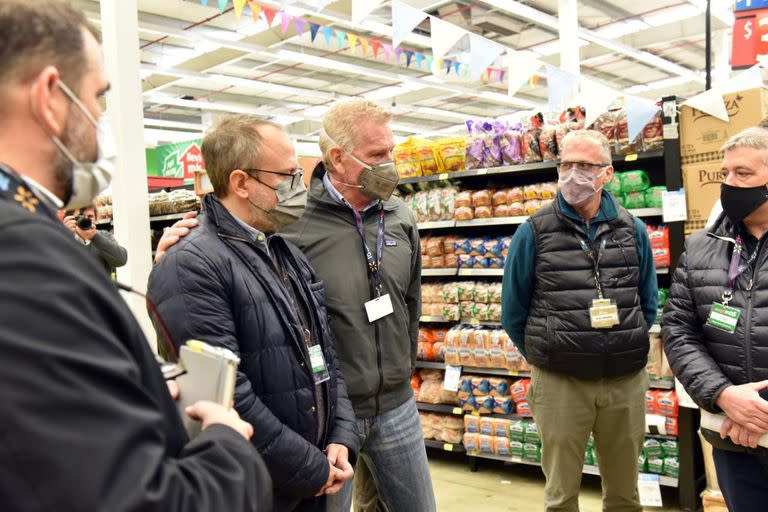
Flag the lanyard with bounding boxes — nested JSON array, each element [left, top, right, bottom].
[[351, 206, 386, 297], [723, 236, 759, 305], [576, 236, 608, 299]]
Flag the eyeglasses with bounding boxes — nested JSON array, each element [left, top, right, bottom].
[[243, 167, 305, 188], [557, 161, 609, 173]]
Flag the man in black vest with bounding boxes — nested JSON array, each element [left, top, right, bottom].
[[0, 1, 270, 510], [502, 129, 658, 512], [663, 127, 768, 511]]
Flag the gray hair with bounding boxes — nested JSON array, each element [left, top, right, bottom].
[[721, 127, 768, 162], [560, 129, 612, 164], [319, 98, 393, 171]]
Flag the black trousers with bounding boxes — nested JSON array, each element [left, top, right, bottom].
[[713, 448, 768, 511]]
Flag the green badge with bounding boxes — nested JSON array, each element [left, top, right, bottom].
[[707, 303, 741, 333], [308, 344, 330, 384]]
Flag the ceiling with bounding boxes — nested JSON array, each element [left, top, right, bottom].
[[72, 0, 738, 150]]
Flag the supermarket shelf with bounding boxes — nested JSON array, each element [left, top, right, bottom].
[[464, 366, 531, 378], [422, 268, 459, 277], [96, 211, 197, 226], [649, 324, 661, 334], [399, 151, 663, 185], [466, 452, 678, 487], [415, 361, 447, 370], [649, 377, 675, 390], [455, 216, 529, 227], [424, 439, 466, 453], [417, 220, 456, 230], [416, 402, 464, 416], [656, 267, 670, 275], [460, 318, 503, 326], [628, 208, 663, 218], [420, 316, 455, 323], [458, 269, 505, 277]]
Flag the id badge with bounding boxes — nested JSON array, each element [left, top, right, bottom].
[[365, 293, 394, 323], [590, 298, 620, 329], [308, 344, 330, 384], [707, 303, 741, 334]]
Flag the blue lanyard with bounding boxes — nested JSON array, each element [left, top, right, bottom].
[[723, 236, 759, 305], [351, 206, 386, 297], [576, 236, 608, 299]]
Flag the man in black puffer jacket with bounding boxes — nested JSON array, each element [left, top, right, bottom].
[[148, 117, 359, 511], [663, 127, 768, 511]]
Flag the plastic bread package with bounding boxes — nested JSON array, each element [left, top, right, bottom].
[[494, 437, 511, 456], [464, 414, 480, 434]]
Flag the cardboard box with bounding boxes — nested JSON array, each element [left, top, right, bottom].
[[701, 489, 728, 512], [680, 88, 768, 157], [682, 159, 724, 232]]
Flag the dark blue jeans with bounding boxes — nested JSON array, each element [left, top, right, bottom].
[[713, 448, 768, 511]]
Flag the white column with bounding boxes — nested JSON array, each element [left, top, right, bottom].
[[558, 0, 580, 77], [100, 0, 156, 351], [713, 29, 731, 88]]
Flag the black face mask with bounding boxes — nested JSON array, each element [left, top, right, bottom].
[[721, 182, 768, 223]]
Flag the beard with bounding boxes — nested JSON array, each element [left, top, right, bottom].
[[51, 106, 98, 204]]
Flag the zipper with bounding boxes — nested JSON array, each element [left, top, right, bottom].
[[361, 208, 385, 417], [744, 235, 768, 382]]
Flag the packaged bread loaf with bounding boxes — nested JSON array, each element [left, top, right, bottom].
[[454, 206, 474, 221], [474, 206, 493, 219]]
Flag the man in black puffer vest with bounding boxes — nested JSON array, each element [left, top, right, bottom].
[[502, 130, 658, 512], [148, 117, 359, 511], [663, 127, 768, 512]]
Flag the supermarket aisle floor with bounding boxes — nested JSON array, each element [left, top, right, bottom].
[[429, 453, 680, 511]]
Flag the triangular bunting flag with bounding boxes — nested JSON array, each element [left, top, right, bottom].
[[462, 64, 469, 77], [434, 57, 443, 73], [577, 77, 620, 129], [454, 61, 461, 75], [391, 0, 428, 47], [546, 64, 579, 111], [201, 0, 208, 6], [405, 50, 414, 67], [444, 59, 452, 75], [248, 1, 261, 22], [625, 94, 661, 141], [335, 30, 346, 49], [360, 37, 369, 57], [280, 12, 293, 34], [347, 34, 359, 51], [322, 26, 333, 45], [426, 55, 433, 72], [681, 88, 729, 122], [371, 39, 382, 59], [499, 69, 505, 83], [430, 16, 467, 60], [352, 0, 385, 24], [469, 33, 504, 82], [233, 0, 247, 18], [218, 0, 227, 13], [415, 53, 424, 69], [507, 51, 543, 98], [394, 47, 403, 63], [310, 22, 320, 42], [383, 43, 392, 61], [294, 17, 307, 36], [263, 6, 277, 26]]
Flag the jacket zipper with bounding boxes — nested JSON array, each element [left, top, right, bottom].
[[220, 232, 325, 436], [744, 237, 767, 383], [360, 209, 385, 417]]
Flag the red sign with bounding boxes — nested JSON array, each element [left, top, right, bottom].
[[733, 14, 759, 68], [180, 144, 205, 180]]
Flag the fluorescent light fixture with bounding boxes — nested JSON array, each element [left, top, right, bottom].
[[643, 4, 700, 27], [303, 105, 330, 118], [144, 118, 206, 131], [531, 39, 589, 57], [236, 19, 271, 37], [144, 128, 205, 145], [362, 83, 428, 101], [594, 19, 649, 40], [625, 74, 694, 94], [146, 95, 263, 115], [269, 115, 303, 125], [413, 106, 472, 122], [204, 73, 336, 100]]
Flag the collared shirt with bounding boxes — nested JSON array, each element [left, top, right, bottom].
[[22, 175, 64, 210], [232, 213, 270, 255], [323, 172, 379, 212]]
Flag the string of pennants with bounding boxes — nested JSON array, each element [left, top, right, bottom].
[[196, 0, 507, 83]]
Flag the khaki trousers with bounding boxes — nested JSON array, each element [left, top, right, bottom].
[[528, 365, 648, 512]]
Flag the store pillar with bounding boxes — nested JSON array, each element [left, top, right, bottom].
[[558, 0, 580, 77], [100, 0, 156, 350]]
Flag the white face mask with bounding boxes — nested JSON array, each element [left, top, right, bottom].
[[247, 171, 308, 232], [53, 80, 115, 210]]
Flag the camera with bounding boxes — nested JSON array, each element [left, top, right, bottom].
[[75, 215, 93, 231]]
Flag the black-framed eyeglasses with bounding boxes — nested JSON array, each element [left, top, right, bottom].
[[557, 161, 609, 173], [243, 167, 305, 189]]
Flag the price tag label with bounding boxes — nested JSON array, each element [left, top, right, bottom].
[[638, 474, 663, 507], [472, 410, 481, 417], [452, 407, 463, 415], [476, 168, 488, 175], [438, 173, 449, 180], [443, 365, 462, 392], [470, 318, 480, 326], [662, 189, 687, 223], [443, 443, 454, 452], [625, 153, 638, 162]]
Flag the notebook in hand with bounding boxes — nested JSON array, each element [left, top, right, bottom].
[[175, 340, 240, 438]]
